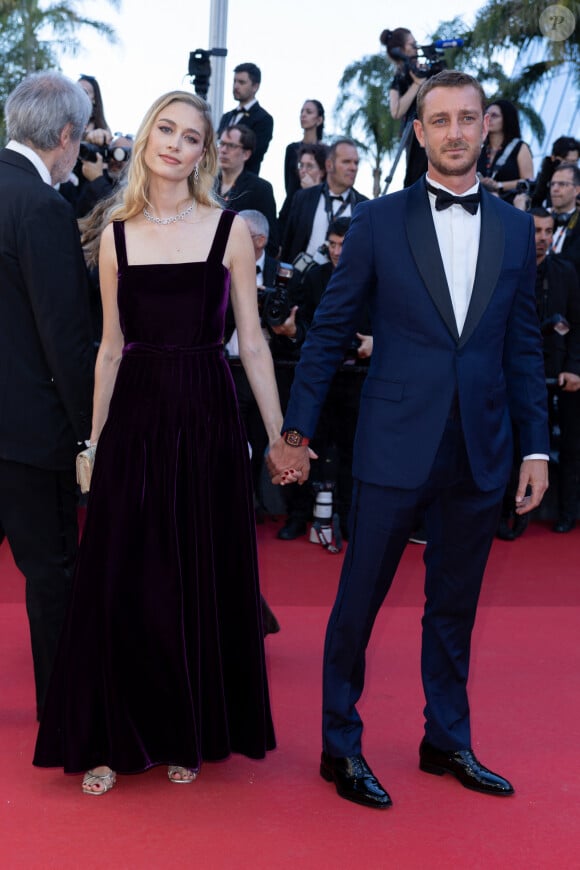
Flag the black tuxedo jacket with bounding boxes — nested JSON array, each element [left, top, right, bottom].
[[560, 211, 580, 280], [217, 102, 274, 174], [281, 184, 368, 263], [216, 170, 279, 256], [539, 253, 580, 378], [0, 148, 94, 469]]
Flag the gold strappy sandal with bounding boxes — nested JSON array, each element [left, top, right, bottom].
[[168, 765, 197, 784], [82, 768, 116, 795]]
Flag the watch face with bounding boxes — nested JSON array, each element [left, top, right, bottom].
[[284, 430, 303, 447]]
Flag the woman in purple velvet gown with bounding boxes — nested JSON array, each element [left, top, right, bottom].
[[33, 91, 286, 794]]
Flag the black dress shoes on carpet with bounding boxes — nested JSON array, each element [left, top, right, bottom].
[[277, 518, 307, 540], [320, 752, 392, 809], [419, 739, 514, 795], [553, 515, 576, 533]]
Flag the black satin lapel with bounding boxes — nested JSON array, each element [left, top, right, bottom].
[[405, 181, 459, 343], [458, 190, 505, 348]]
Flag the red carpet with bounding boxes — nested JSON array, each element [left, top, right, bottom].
[[0, 517, 579, 869]]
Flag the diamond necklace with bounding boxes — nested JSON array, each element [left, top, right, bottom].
[[143, 200, 195, 225]]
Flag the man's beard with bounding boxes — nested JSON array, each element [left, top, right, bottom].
[[426, 142, 478, 177]]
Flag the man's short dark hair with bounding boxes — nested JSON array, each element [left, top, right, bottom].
[[327, 217, 351, 239], [416, 70, 486, 121], [234, 63, 261, 85], [530, 207, 554, 223], [228, 124, 256, 154], [553, 162, 580, 186], [552, 136, 579, 159], [328, 137, 358, 161]]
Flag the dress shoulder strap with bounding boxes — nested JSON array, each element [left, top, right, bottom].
[[207, 209, 236, 266], [112, 220, 128, 269]]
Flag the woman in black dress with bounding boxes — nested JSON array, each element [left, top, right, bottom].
[[283, 99, 325, 198], [34, 91, 286, 795], [476, 99, 534, 201]]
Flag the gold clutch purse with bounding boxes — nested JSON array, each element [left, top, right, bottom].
[[76, 444, 96, 494]]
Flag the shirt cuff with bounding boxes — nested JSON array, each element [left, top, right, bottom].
[[522, 454, 549, 461]]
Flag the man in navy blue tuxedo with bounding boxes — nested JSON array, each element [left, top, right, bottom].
[[267, 71, 549, 808]]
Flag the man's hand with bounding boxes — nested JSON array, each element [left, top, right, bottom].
[[266, 436, 316, 485], [515, 458, 549, 514], [270, 306, 298, 339], [558, 371, 580, 392], [356, 333, 373, 358], [81, 153, 106, 182]]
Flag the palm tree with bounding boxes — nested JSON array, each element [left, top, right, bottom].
[[434, 1, 580, 140], [335, 54, 400, 198], [0, 0, 119, 138]]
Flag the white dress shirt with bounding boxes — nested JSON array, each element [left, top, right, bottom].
[[426, 175, 547, 463], [307, 189, 353, 255], [426, 174, 481, 335]]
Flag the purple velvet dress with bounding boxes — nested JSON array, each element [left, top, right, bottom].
[[33, 210, 275, 774]]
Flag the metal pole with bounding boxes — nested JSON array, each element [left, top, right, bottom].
[[208, 0, 229, 129]]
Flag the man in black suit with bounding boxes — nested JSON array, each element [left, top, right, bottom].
[[268, 71, 549, 809], [215, 124, 278, 255], [281, 138, 367, 263], [0, 72, 95, 718], [217, 62, 273, 175]]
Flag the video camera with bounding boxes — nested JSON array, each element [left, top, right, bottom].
[[392, 37, 463, 79], [79, 142, 132, 164]]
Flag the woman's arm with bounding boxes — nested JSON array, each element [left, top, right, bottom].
[[389, 73, 421, 120], [89, 222, 124, 443], [226, 215, 283, 444]]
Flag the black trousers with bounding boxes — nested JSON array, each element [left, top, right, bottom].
[[0, 459, 78, 716]]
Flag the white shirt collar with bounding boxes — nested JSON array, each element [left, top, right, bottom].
[[6, 140, 53, 186], [238, 98, 257, 112], [426, 173, 480, 197]]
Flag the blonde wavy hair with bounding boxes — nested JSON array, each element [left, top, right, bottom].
[[109, 91, 219, 222]]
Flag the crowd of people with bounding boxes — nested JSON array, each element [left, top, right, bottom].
[[0, 39, 579, 809]]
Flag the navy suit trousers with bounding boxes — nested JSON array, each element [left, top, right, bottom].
[[322, 409, 504, 757]]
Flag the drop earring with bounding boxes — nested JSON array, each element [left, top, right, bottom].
[[194, 164, 199, 184]]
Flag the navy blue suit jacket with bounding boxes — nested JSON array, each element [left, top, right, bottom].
[[284, 178, 549, 492]]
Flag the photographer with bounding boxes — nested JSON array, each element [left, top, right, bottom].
[[476, 100, 533, 203], [281, 138, 366, 264], [498, 208, 580, 539], [75, 134, 133, 217], [532, 136, 579, 209], [381, 27, 428, 187], [277, 218, 372, 542]]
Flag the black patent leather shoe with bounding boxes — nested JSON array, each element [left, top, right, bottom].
[[419, 739, 514, 795], [320, 752, 392, 809], [553, 516, 576, 533], [277, 518, 307, 540]]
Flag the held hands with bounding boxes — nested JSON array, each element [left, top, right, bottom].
[[515, 459, 549, 515], [266, 437, 317, 486]]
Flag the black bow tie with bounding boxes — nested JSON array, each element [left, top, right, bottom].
[[427, 183, 480, 215]]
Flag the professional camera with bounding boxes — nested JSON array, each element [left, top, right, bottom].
[[79, 142, 132, 164], [292, 242, 330, 276], [393, 38, 463, 80], [258, 262, 294, 328]]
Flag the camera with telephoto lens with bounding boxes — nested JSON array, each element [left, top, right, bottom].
[[392, 37, 463, 80], [258, 262, 294, 328], [79, 142, 132, 164]]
